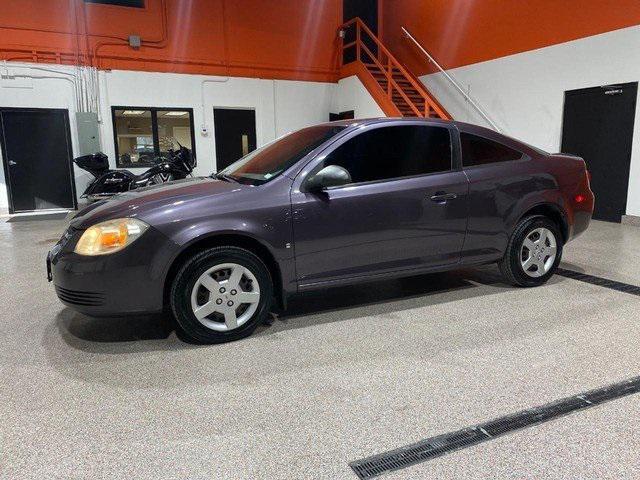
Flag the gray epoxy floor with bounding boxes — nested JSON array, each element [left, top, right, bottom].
[[1, 218, 639, 479]]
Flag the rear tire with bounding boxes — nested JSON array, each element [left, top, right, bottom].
[[498, 215, 563, 287], [170, 247, 273, 344]]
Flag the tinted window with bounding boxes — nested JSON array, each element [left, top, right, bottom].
[[219, 125, 345, 185], [324, 125, 451, 184], [84, 0, 144, 7], [460, 132, 523, 167]]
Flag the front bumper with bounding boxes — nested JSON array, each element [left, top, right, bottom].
[[48, 225, 179, 316]]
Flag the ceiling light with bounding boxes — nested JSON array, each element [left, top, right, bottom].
[[163, 111, 188, 116], [122, 110, 146, 115]]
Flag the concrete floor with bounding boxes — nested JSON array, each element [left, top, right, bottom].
[[1, 218, 639, 479]]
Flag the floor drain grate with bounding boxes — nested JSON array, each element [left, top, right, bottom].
[[349, 376, 640, 479], [556, 268, 640, 296]]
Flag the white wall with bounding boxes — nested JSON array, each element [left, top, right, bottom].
[[421, 25, 640, 216], [0, 64, 89, 213], [0, 65, 346, 213], [331, 75, 385, 119]]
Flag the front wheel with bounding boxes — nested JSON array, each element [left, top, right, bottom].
[[170, 247, 273, 343], [498, 215, 563, 287]]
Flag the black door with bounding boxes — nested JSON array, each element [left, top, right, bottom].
[[329, 110, 355, 121], [343, 0, 378, 64], [0, 108, 76, 213], [561, 83, 637, 222], [213, 108, 257, 171]]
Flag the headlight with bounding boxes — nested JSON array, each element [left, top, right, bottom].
[[74, 218, 149, 256]]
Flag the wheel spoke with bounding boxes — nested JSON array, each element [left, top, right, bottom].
[[227, 266, 244, 289], [224, 309, 238, 329], [193, 300, 218, 320], [235, 291, 260, 304], [537, 229, 548, 246], [547, 245, 557, 256], [535, 258, 547, 273], [522, 256, 535, 270], [523, 238, 536, 251], [199, 274, 220, 293]]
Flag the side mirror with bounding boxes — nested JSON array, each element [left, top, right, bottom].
[[306, 165, 352, 192]]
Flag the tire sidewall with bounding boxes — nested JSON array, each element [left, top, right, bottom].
[[171, 248, 273, 343], [508, 216, 563, 286]]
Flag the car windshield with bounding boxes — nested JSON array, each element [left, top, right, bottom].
[[217, 125, 346, 185]]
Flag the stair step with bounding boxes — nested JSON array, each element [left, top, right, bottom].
[[393, 99, 425, 105], [356, 44, 446, 119], [370, 73, 416, 86], [377, 84, 423, 96], [368, 70, 416, 82], [392, 93, 423, 99], [376, 79, 423, 91]]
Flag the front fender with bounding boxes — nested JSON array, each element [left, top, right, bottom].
[[155, 207, 296, 299]]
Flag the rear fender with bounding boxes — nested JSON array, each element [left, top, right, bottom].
[[506, 193, 569, 240]]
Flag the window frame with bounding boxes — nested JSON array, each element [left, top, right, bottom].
[[111, 106, 196, 168], [84, 0, 145, 8], [457, 129, 528, 169], [300, 122, 460, 192]]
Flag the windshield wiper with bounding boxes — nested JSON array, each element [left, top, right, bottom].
[[213, 173, 239, 183]]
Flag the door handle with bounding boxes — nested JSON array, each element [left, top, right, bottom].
[[8, 160, 17, 166], [430, 192, 457, 202]]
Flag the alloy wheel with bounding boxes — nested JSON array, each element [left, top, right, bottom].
[[519, 227, 557, 278], [190, 263, 261, 331]]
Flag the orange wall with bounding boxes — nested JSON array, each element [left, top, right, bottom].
[[382, 0, 640, 76], [0, 0, 343, 82]]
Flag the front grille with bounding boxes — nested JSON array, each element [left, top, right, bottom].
[[55, 286, 105, 306]]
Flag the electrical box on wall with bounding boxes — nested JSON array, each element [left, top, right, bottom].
[[76, 112, 101, 155]]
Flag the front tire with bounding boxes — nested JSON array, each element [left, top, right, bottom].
[[499, 215, 563, 287], [170, 247, 273, 343]]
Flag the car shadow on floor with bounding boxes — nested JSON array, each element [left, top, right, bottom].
[[52, 264, 539, 353], [253, 265, 553, 337]]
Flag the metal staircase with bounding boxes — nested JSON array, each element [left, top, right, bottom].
[[339, 18, 450, 119]]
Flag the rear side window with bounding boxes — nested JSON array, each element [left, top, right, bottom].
[[461, 132, 523, 167], [324, 125, 451, 184]]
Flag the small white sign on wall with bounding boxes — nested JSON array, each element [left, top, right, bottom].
[[0, 75, 34, 89]]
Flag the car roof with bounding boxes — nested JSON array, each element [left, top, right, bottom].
[[321, 117, 454, 128], [322, 117, 492, 134]]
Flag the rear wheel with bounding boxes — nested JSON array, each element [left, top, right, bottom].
[[499, 215, 563, 287], [170, 247, 272, 343]]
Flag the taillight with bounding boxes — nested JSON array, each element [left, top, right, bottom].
[[574, 194, 586, 203]]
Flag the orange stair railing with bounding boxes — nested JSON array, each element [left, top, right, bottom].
[[339, 17, 450, 119]]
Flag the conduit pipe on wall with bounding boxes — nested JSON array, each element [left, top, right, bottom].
[[2, 61, 80, 109], [88, 0, 169, 68], [272, 80, 278, 138], [0, 62, 79, 110], [200, 77, 230, 136]]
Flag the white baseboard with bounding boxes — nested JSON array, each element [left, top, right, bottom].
[[621, 215, 640, 227]]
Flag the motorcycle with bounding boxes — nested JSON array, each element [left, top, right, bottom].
[[74, 143, 196, 201]]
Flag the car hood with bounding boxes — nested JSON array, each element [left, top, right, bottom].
[[70, 177, 249, 229]]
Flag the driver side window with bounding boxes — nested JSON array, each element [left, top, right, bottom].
[[323, 125, 452, 185]]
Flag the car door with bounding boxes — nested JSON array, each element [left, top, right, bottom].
[[290, 122, 469, 287]]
